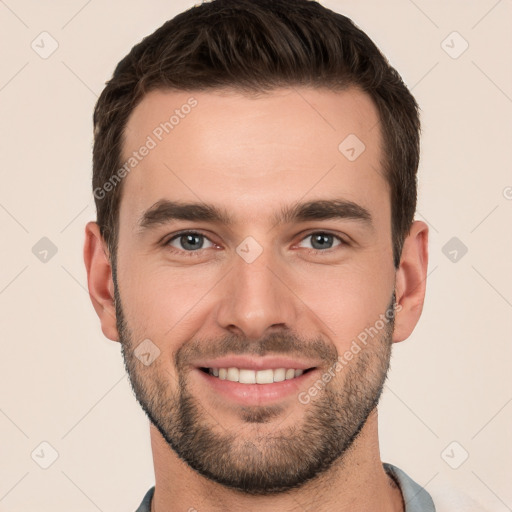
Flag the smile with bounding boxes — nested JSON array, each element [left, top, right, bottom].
[[200, 367, 315, 384]]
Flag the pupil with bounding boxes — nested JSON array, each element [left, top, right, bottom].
[[312, 233, 332, 250], [183, 234, 202, 250]]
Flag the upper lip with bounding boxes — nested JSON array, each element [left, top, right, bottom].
[[193, 355, 320, 371]]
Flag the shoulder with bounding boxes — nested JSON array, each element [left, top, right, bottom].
[[384, 462, 496, 512], [384, 462, 436, 511], [428, 479, 497, 512], [135, 485, 155, 512]]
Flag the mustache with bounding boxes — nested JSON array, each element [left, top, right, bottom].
[[175, 331, 338, 369]]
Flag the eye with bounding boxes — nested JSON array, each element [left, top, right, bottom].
[[165, 231, 215, 252], [297, 232, 346, 252]]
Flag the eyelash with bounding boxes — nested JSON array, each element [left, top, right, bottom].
[[162, 230, 349, 257]]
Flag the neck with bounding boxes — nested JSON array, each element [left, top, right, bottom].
[[149, 409, 404, 512]]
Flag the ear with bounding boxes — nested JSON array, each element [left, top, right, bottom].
[[83, 221, 119, 341], [392, 220, 429, 343]]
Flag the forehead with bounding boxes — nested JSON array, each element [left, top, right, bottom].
[[119, 86, 386, 229]]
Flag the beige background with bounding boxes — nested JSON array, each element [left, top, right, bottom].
[[1, 0, 511, 510]]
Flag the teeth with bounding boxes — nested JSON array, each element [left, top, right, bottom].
[[255, 369, 273, 384], [207, 367, 307, 384], [239, 369, 256, 384], [227, 367, 239, 382], [273, 368, 286, 382]]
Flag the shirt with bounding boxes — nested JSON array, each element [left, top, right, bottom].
[[135, 462, 436, 511]]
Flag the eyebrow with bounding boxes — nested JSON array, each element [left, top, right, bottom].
[[137, 198, 374, 232]]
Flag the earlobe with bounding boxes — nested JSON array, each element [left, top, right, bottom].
[[392, 220, 429, 343], [83, 221, 120, 342]]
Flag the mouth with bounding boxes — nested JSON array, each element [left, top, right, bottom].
[[193, 362, 321, 406], [198, 366, 316, 384]]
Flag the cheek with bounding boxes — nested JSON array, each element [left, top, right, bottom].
[[117, 242, 394, 348], [117, 257, 219, 338], [293, 260, 394, 346]]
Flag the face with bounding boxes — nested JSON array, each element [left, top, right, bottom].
[[113, 87, 398, 494]]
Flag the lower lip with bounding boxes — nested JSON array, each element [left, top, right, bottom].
[[194, 368, 319, 406]]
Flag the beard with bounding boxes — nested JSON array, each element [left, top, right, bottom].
[[113, 270, 396, 496]]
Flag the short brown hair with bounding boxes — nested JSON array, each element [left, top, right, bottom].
[[92, 0, 420, 268]]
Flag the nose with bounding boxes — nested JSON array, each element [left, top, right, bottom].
[[214, 245, 299, 340]]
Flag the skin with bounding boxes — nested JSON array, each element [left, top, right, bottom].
[[84, 87, 428, 512]]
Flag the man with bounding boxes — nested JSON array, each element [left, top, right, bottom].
[[83, 0, 433, 510]]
